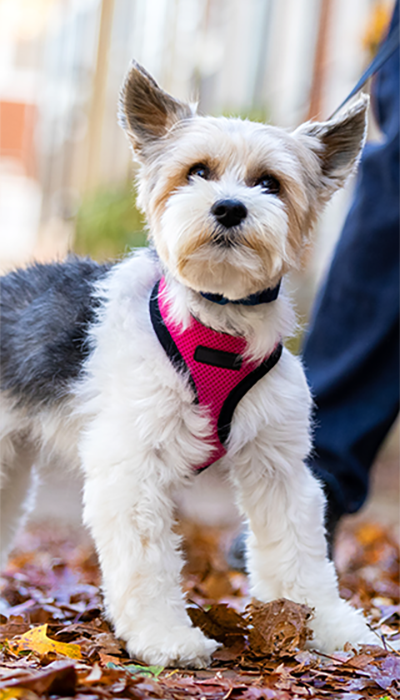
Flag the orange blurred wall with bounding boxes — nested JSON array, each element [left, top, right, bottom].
[[0, 100, 37, 177]]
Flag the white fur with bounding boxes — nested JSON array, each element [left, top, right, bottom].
[[1, 73, 376, 666], [0, 248, 377, 664]]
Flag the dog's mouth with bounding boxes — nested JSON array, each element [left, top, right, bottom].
[[211, 225, 244, 248]]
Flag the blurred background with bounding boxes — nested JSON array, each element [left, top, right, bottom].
[[0, 0, 397, 530]]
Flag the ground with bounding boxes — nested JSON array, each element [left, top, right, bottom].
[[0, 454, 398, 699]]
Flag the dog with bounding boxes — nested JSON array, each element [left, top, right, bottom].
[[0, 62, 377, 667]]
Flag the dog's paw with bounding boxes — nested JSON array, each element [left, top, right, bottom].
[[308, 600, 380, 652], [126, 624, 220, 668]]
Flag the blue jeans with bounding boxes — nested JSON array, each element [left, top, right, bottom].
[[302, 2, 399, 517]]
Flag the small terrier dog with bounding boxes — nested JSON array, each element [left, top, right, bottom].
[[0, 62, 376, 667]]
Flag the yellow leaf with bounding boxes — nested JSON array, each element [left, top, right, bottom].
[[11, 623, 82, 660], [0, 690, 29, 700]]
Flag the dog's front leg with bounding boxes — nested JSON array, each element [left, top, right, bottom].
[[231, 448, 377, 651], [80, 429, 218, 668]]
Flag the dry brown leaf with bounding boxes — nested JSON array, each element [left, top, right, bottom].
[[188, 603, 247, 645], [211, 635, 247, 661], [2, 517, 399, 699], [90, 631, 124, 655], [246, 599, 313, 657], [0, 616, 30, 642], [0, 660, 77, 695], [98, 651, 126, 666]]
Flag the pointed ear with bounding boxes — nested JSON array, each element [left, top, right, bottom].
[[119, 61, 194, 153], [293, 95, 369, 197]]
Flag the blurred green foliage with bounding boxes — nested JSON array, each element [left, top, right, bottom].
[[220, 107, 270, 124], [74, 185, 147, 261], [285, 319, 306, 357]]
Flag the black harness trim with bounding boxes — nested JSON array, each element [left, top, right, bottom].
[[194, 345, 243, 370], [149, 280, 199, 403], [200, 280, 281, 306], [217, 342, 283, 445]]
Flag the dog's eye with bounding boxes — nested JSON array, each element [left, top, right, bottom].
[[255, 175, 281, 195], [188, 163, 210, 180]]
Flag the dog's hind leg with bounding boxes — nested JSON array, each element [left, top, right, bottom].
[[0, 435, 38, 568]]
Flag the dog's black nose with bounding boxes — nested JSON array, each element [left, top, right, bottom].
[[211, 199, 247, 228]]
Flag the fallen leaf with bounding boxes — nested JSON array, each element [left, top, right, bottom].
[[0, 660, 76, 695], [11, 623, 82, 659], [212, 636, 247, 661], [345, 653, 376, 669], [0, 616, 30, 642], [106, 661, 164, 677], [246, 599, 313, 657], [2, 516, 399, 700], [88, 631, 124, 655], [0, 690, 36, 700], [188, 603, 248, 645], [365, 655, 400, 690], [0, 688, 26, 700], [81, 663, 103, 682], [98, 651, 124, 666]]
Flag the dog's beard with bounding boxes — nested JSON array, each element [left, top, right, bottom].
[[177, 244, 268, 299], [155, 191, 289, 299]]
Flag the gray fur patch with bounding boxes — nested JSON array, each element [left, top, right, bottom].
[[0, 257, 111, 408]]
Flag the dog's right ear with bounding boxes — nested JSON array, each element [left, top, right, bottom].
[[119, 61, 193, 154]]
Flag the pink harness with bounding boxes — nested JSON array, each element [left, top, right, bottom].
[[150, 277, 282, 471]]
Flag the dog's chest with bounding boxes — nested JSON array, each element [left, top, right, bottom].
[[149, 277, 282, 471]]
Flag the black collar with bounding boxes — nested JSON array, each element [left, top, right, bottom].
[[200, 280, 281, 306]]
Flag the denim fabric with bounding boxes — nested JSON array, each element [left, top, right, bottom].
[[302, 1, 399, 516]]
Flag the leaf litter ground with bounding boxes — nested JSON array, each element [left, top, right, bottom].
[[0, 519, 399, 699]]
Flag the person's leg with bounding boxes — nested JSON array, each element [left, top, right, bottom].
[[302, 10, 399, 535]]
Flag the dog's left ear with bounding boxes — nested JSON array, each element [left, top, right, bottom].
[[119, 61, 193, 156], [293, 95, 369, 199]]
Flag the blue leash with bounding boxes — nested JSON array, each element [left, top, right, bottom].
[[328, 21, 399, 120]]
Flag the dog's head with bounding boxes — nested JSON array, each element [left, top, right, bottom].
[[120, 62, 368, 300]]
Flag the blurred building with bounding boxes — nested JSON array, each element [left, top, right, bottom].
[[1, 0, 396, 526], [0, 0, 394, 278], [0, 0, 49, 265]]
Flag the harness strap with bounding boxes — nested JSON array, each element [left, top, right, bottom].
[[200, 280, 281, 306], [149, 280, 198, 402], [217, 341, 282, 445]]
